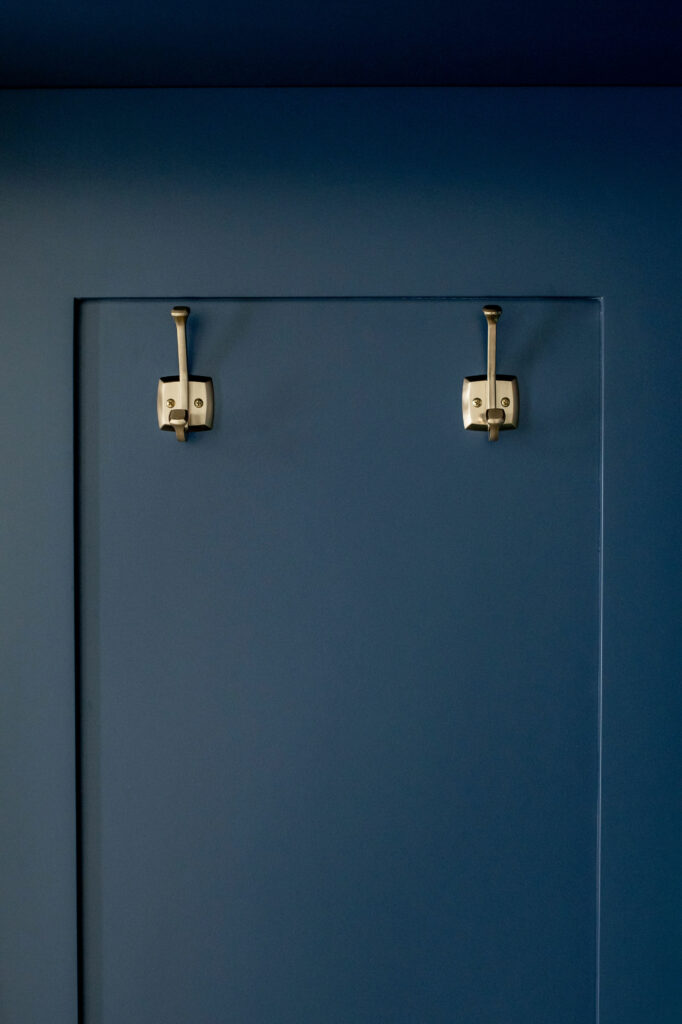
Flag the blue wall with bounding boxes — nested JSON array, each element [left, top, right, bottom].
[[0, 88, 680, 1021]]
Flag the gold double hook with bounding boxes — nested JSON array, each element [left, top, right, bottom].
[[156, 305, 214, 442], [462, 304, 519, 440]]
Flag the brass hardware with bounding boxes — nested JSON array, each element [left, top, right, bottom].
[[157, 306, 214, 442], [462, 304, 519, 440], [483, 305, 503, 442]]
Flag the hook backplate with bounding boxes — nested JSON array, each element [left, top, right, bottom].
[[462, 374, 519, 431], [157, 375, 214, 432]]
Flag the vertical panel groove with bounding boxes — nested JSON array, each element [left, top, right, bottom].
[[73, 299, 85, 1024], [595, 297, 605, 1024]]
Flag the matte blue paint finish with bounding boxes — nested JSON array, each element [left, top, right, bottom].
[[79, 298, 599, 1021], [0, 89, 680, 1023], [1, 0, 678, 85]]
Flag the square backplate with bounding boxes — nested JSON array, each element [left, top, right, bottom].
[[462, 374, 519, 431], [157, 375, 214, 432]]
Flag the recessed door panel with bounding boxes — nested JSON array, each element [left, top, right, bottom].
[[79, 297, 600, 1022]]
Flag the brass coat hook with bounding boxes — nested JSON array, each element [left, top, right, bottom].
[[462, 304, 519, 441], [157, 306, 214, 442]]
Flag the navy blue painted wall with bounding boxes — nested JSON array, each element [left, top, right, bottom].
[[0, 88, 680, 1021]]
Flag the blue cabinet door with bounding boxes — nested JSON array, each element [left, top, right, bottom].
[[79, 297, 600, 1021], [2, 88, 680, 1024]]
